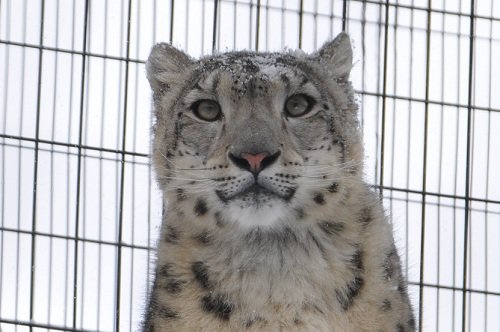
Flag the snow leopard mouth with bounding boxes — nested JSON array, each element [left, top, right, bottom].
[[216, 182, 296, 203]]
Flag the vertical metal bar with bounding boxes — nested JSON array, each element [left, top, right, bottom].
[[249, 0, 254, 49], [484, 0, 494, 327], [48, 0, 61, 325], [342, 0, 347, 31], [405, 0, 416, 288], [436, 7, 446, 331], [379, 0, 390, 198], [202, 0, 207, 52], [115, 0, 133, 330], [313, 0, 317, 49], [212, 0, 219, 51], [185, 0, 189, 51], [389, 1, 399, 219], [146, 0, 157, 312], [80, 3, 93, 323], [230, 0, 235, 49], [452, 6, 462, 331], [97, 0, 110, 329], [360, 0, 366, 131], [169, 0, 175, 43], [255, 0, 261, 51], [280, 0, 285, 49], [72, 0, 90, 329], [129, 1, 141, 329], [298, 0, 303, 49], [64, 0, 78, 327], [418, 1, 432, 330], [462, 0, 475, 330], [265, 0, 270, 51], [29, 0, 46, 330]]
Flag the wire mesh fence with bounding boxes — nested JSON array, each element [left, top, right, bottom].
[[0, 0, 498, 331]]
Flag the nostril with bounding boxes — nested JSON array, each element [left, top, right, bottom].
[[260, 151, 281, 170], [228, 152, 252, 172], [228, 151, 281, 174]]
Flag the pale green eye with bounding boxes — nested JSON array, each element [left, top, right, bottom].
[[192, 100, 222, 121], [285, 94, 314, 117]]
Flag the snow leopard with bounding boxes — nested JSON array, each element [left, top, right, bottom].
[[143, 33, 415, 332]]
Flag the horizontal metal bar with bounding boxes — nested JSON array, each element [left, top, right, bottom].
[[358, 90, 500, 114], [0, 226, 153, 251], [387, 193, 500, 215], [219, 0, 500, 23], [0, 39, 145, 64], [408, 281, 500, 297], [0, 133, 148, 158], [373, 185, 500, 205], [0, 140, 149, 165], [0, 318, 97, 332]]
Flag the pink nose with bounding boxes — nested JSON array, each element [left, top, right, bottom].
[[240, 152, 270, 173]]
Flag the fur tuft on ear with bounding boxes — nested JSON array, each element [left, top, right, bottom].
[[312, 32, 353, 80], [146, 43, 193, 94]]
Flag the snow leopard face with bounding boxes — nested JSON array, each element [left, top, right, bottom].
[[147, 33, 362, 228]]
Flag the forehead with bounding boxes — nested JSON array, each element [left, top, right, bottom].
[[198, 52, 308, 79], [193, 52, 312, 95]]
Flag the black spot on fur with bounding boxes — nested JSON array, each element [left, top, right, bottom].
[[214, 211, 226, 227], [194, 230, 212, 245], [408, 317, 416, 330], [159, 263, 173, 278], [215, 190, 229, 203], [328, 182, 339, 193], [359, 207, 373, 226], [308, 230, 327, 258], [295, 207, 305, 219], [192, 261, 212, 290], [284, 187, 297, 201], [158, 304, 179, 320], [318, 221, 345, 236], [194, 198, 209, 216], [313, 193, 325, 205], [381, 299, 392, 311], [335, 276, 364, 311], [383, 247, 399, 280], [142, 288, 158, 331], [176, 188, 187, 201], [350, 248, 364, 272], [164, 224, 179, 243], [165, 279, 186, 294], [396, 323, 406, 332], [158, 264, 187, 294], [201, 294, 233, 320], [398, 279, 408, 296]]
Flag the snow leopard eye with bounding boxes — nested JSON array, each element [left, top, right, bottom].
[[285, 94, 315, 117], [191, 100, 222, 121]]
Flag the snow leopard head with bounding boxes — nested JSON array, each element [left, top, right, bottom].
[[146, 33, 362, 228]]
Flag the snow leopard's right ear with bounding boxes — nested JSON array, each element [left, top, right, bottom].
[[312, 32, 353, 81], [146, 43, 194, 95]]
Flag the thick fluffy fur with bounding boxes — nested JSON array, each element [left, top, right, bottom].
[[144, 33, 415, 331]]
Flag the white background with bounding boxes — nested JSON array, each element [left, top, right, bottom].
[[0, 0, 499, 331]]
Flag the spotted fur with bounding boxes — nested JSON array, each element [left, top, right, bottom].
[[144, 33, 415, 331]]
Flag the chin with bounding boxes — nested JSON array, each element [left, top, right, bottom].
[[222, 193, 291, 228]]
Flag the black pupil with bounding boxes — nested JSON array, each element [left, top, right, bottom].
[[197, 101, 219, 120], [288, 95, 308, 115]]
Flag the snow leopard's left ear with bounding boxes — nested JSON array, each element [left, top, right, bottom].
[[312, 32, 353, 80], [146, 43, 194, 95]]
